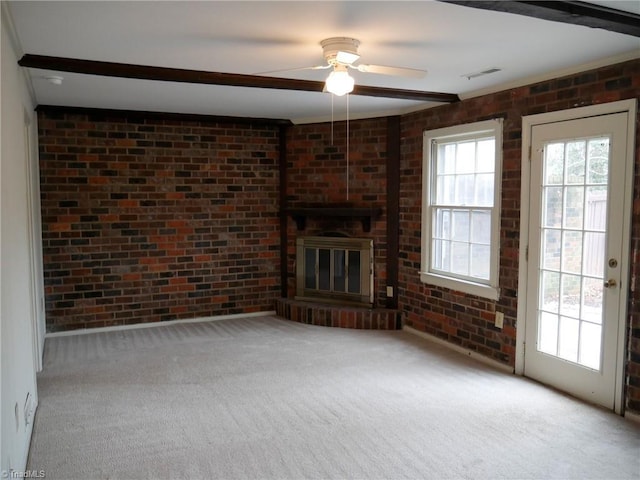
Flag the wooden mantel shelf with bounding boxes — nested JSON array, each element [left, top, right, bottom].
[[286, 206, 383, 232]]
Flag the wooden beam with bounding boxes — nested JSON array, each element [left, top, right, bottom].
[[386, 116, 401, 312], [441, 1, 640, 37], [18, 54, 460, 104], [279, 125, 289, 299]]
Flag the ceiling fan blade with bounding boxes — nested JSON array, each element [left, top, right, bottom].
[[353, 64, 427, 78], [254, 65, 330, 75]]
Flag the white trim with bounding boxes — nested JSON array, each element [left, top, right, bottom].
[[517, 99, 637, 414], [624, 410, 640, 425], [403, 325, 514, 374], [45, 310, 277, 338], [615, 100, 637, 415], [520, 99, 637, 126], [460, 50, 640, 102]]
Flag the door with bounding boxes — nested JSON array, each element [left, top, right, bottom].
[[524, 112, 630, 409]]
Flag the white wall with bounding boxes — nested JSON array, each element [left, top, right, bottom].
[[1, 6, 41, 474]]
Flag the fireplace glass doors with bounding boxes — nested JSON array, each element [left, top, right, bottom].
[[296, 236, 374, 306]]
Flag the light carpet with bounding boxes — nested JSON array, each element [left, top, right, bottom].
[[27, 315, 640, 479]]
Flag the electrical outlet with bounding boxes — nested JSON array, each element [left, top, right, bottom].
[[386, 286, 394, 297], [495, 311, 504, 329]]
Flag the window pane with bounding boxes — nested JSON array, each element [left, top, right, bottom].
[[432, 239, 444, 270], [451, 241, 469, 275], [470, 244, 490, 279], [541, 270, 560, 313], [454, 174, 474, 204], [581, 277, 603, 324], [436, 175, 455, 204], [585, 187, 606, 231], [558, 316, 579, 362], [455, 141, 475, 173], [470, 210, 491, 245], [587, 138, 609, 185], [474, 173, 494, 206], [583, 232, 604, 277], [538, 312, 559, 355], [476, 139, 495, 173], [560, 273, 581, 318], [452, 210, 470, 241], [438, 144, 456, 174], [542, 229, 561, 271], [561, 230, 583, 274], [434, 208, 451, 239], [543, 187, 563, 228], [565, 141, 586, 184], [564, 187, 584, 229], [545, 143, 565, 185], [579, 322, 601, 370]]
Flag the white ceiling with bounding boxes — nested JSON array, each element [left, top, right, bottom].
[[6, 1, 640, 124]]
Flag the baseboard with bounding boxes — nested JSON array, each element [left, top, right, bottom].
[[403, 325, 514, 374], [46, 310, 277, 338], [624, 410, 640, 425]]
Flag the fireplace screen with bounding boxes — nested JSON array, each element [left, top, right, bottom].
[[296, 236, 374, 306]]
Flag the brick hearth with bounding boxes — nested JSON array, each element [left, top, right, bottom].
[[275, 298, 401, 330]]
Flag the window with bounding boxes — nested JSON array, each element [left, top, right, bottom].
[[421, 119, 503, 300]]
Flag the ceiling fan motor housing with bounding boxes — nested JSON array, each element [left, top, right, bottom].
[[320, 37, 360, 65]]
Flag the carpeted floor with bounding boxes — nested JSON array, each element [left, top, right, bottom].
[[28, 315, 640, 480]]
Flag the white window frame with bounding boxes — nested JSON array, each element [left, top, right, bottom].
[[420, 118, 503, 300]]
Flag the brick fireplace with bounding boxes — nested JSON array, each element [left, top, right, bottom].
[[277, 116, 402, 330]]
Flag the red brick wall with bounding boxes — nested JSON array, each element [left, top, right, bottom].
[[38, 109, 281, 331], [399, 59, 640, 413], [285, 118, 389, 306]]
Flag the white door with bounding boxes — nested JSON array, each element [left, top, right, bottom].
[[524, 111, 630, 410]]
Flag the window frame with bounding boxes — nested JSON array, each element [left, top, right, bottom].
[[420, 119, 503, 300]]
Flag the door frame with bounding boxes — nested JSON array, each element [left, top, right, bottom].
[[24, 109, 46, 372], [516, 99, 637, 414]]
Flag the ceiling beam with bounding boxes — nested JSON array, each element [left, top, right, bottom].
[[441, 1, 640, 37], [18, 54, 460, 104]]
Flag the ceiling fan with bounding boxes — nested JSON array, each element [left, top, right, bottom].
[[261, 37, 428, 96]]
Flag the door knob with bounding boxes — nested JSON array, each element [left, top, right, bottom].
[[604, 279, 617, 288]]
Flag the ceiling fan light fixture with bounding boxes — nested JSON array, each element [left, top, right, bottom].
[[325, 65, 354, 96]]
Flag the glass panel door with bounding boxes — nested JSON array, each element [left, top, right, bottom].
[[524, 111, 629, 410]]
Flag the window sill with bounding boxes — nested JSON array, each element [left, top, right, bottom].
[[419, 271, 499, 301]]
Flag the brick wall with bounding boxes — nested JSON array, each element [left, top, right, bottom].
[[38, 109, 282, 331], [285, 118, 389, 306], [398, 59, 640, 413]]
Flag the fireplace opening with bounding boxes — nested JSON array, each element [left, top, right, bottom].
[[296, 236, 374, 306]]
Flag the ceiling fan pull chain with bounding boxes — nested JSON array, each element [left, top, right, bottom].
[[331, 94, 334, 146], [346, 93, 349, 202]]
